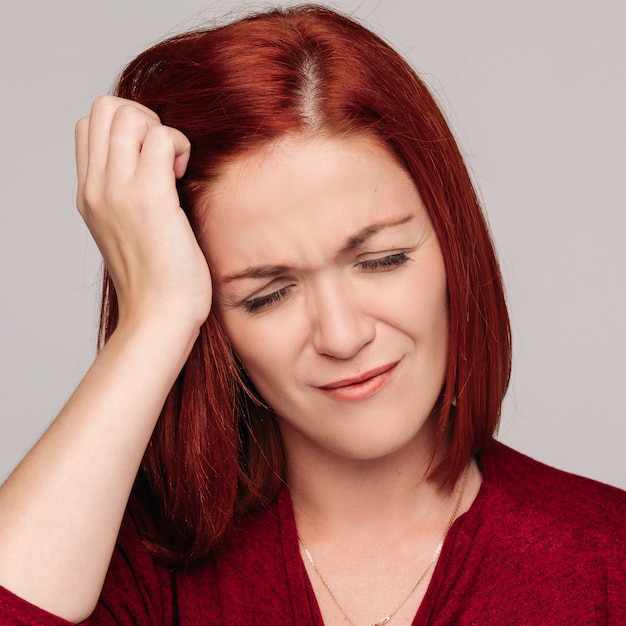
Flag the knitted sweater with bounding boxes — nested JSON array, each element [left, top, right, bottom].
[[1, 440, 625, 625]]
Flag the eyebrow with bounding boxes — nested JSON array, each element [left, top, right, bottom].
[[220, 214, 414, 284], [342, 214, 413, 251]]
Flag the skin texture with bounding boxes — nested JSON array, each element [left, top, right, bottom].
[[0, 97, 207, 622], [202, 134, 467, 625], [205, 134, 449, 467], [0, 104, 480, 625]]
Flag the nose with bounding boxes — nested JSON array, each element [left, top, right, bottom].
[[310, 276, 375, 359]]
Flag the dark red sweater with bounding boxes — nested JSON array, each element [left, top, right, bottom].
[[1, 441, 625, 624]]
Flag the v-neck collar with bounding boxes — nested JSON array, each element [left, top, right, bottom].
[[275, 448, 496, 625]]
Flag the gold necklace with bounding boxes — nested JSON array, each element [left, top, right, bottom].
[[297, 464, 470, 626]]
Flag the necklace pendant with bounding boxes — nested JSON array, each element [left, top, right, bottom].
[[373, 617, 391, 625]]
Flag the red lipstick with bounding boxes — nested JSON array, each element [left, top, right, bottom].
[[317, 362, 398, 401]]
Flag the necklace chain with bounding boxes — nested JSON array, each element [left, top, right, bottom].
[[297, 464, 470, 626]]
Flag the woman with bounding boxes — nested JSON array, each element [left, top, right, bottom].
[[0, 5, 623, 625]]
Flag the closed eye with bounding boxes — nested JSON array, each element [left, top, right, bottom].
[[242, 252, 409, 313], [243, 285, 294, 313], [359, 251, 411, 270]]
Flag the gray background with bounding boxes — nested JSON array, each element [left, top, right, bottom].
[[1, 1, 624, 488]]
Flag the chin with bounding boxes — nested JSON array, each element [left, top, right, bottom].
[[327, 426, 433, 464]]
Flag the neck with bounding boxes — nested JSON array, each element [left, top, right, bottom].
[[280, 417, 481, 626], [284, 420, 451, 542]]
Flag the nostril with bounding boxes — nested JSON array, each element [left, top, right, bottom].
[[312, 310, 375, 359]]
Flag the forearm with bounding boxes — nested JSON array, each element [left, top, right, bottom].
[[0, 317, 198, 623]]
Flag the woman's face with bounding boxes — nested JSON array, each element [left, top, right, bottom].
[[201, 134, 449, 464]]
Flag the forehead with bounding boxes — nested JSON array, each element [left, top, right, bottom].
[[202, 132, 416, 210], [197, 133, 428, 273]]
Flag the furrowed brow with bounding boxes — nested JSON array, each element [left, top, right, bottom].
[[342, 214, 414, 252], [220, 214, 414, 284], [221, 265, 291, 284]]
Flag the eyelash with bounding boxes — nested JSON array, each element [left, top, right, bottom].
[[242, 252, 410, 314], [243, 286, 293, 313], [359, 251, 410, 270]]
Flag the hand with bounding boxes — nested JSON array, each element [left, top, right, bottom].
[[75, 96, 212, 332]]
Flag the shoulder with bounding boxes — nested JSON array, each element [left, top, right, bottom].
[[480, 439, 626, 537], [451, 440, 626, 621]]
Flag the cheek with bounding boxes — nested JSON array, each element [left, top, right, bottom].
[[425, 282, 450, 363], [383, 268, 449, 337], [393, 268, 450, 379], [219, 311, 295, 390]]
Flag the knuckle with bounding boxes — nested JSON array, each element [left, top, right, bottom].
[[146, 124, 170, 142], [114, 103, 144, 124], [175, 128, 192, 151], [75, 196, 87, 218], [75, 116, 89, 136], [115, 102, 161, 127], [81, 179, 99, 212], [91, 94, 117, 114]]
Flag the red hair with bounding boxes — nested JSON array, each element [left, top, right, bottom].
[[102, 4, 511, 564]]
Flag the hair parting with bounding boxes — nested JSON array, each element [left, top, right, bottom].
[[100, 4, 511, 565]]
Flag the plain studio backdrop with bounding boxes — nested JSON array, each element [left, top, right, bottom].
[[1, 1, 624, 489]]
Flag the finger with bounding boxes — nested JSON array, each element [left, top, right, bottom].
[[75, 116, 90, 215], [106, 103, 162, 183], [173, 135, 191, 180], [85, 97, 124, 179], [87, 96, 160, 180], [136, 124, 191, 185]]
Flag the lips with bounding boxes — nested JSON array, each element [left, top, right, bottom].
[[317, 361, 399, 400]]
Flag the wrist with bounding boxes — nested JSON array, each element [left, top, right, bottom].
[[109, 310, 204, 372]]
